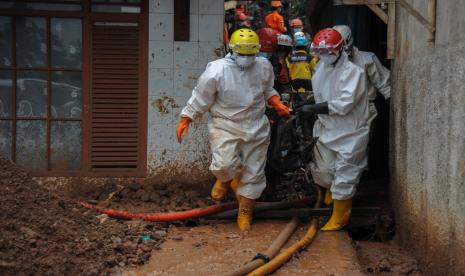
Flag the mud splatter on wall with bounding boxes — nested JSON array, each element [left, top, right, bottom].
[[391, 1, 465, 274], [147, 0, 224, 183]]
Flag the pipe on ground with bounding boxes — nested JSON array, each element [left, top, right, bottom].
[[225, 217, 300, 276], [248, 218, 318, 276], [80, 198, 314, 222], [80, 201, 238, 222], [210, 207, 380, 220], [225, 187, 323, 276], [209, 197, 314, 219], [247, 186, 323, 276]]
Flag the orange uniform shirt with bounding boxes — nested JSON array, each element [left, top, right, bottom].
[[265, 10, 286, 34]]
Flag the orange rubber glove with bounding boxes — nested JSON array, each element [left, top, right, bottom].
[[176, 116, 192, 143], [268, 95, 290, 117]]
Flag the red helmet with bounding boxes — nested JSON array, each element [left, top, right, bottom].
[[256, 28, 278, 52], [311, 28, 343, 55]]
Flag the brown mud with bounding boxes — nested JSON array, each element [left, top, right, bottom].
[[124, 221, 364, 276], [0, 157, 201, 276], [356, 240, 422, 275], [0, 155, 422, 275]]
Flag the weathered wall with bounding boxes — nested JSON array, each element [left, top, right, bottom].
[[147, 0, 224, 183], [390, 1, 465, 274]]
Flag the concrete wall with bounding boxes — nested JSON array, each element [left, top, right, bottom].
[[390, 1, 465, 274], [147, 0, 224, 183]]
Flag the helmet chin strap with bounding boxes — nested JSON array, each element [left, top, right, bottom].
[[344, 45, 354, 59], [333, 51, 342, 65], [327, 51, 342, 66]]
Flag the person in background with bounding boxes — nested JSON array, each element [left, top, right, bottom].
[[332, 25, 391, 128], [296, 28, 369, 231], [272, 34, 293, 93], [265, 1, 287, 34], [228, 5, 252, 38], [256, 27, 279, 61], [176, 29, 290, 231], [290, 18, 312, 40], [285, 33, 318, 98]]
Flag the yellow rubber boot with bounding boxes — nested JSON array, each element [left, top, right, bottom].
[[211, 179, 231, 201], [230, 178, 239, 195], [321, 198, 352, 231], [237, 195, 255, 231], [324, 189, 333, 206]]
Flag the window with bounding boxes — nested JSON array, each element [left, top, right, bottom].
[[174, 0, 190, 41], [0, 16, 83, 172], [0, 0, 148, 176], [91, 0, 142, 13]]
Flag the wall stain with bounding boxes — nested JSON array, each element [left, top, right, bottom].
[[152, 96, 179, 114], [214, 47, 223, 57]]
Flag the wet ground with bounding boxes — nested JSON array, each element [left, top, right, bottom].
[[124, 221, 364, 276], [0, 155, 422, 275], [356, 241, 422, 275]]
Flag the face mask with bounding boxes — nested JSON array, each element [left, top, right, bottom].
[[293, 28, 303, 33], [233, 52, 256, 69], [318, 52, 339, 65]]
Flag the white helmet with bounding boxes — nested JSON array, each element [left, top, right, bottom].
[[333, 25, 353, 53], [277, 34, 293, 47], [293, 31, 305, 38]]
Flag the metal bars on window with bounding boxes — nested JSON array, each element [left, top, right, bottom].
[[0, 15, 83, 172]]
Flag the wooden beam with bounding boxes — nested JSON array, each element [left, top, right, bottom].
[[387, 2, 396, 59], [398, 0, 435, 33], [427, 0, 436, 43], [335, 0, 385, 5], [367, 4, 388, 24]]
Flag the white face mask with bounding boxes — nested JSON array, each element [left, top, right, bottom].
[[233, 53, 256, 69], [319, 52, 339, 65]]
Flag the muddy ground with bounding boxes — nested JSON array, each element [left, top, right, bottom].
[[0, 157, 210, 276], [356, 241, 422, 275], [0, 156, 422, 275]]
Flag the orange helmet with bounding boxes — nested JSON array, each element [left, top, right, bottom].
[[271, 1, 282, 8], [290, 18, 303, 28]]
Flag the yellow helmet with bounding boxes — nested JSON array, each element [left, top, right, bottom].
[[229, 28, 260, 55]]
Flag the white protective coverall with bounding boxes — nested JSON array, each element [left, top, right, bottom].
[[351, 46, 390, 124], [181, 54, 279, 199], [310, 52, 369, 200]]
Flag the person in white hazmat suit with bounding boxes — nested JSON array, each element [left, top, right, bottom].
[[333, 25, 391, 126], [296, 28, 369, 231], [176, 28, 290, 231]]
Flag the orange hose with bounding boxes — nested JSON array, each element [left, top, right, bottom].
[[247, 218, 318, 276], [247, 186, 323, 276], [80, 201, 238, 222]]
